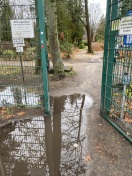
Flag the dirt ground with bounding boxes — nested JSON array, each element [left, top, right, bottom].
[[49, 48, 132, 176], [0, 46, 131, 175]]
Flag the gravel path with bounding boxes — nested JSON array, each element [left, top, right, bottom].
[[50, 49, 132, 176]]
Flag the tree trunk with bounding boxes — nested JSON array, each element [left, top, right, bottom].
[[35, 0, 41, 74], [91, 27, 94, 42], [85, 0, 92, 53], [53, 97, 62, 176], [45, 0, 65, 80], [0, 155, 6, 176]]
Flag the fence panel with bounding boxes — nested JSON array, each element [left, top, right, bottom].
[[0, 0, 50, 115], [101, 0, 132, 143]]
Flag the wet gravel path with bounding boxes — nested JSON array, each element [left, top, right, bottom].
[[50, 49, 132, 176]]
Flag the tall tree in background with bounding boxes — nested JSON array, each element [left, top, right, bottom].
[[34, 0, 41, 74], [85, 0, 92, 53], [95, 15, 105, 41], [0, 0, 14, 41], [89, 2, 102, 41], [45, 0, 65, 80], [66, 0, 84, 45], [56, 0, 84, 46]]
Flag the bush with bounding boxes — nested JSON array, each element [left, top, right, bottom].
[[95, 35, 104, 42], [79, 43, 85, 49], [2, 50, 14, 56], [60, 42, 73, 57]]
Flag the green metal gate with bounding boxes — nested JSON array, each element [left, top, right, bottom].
[[0, 0, 50, 115], [101, 0, 132, 143]]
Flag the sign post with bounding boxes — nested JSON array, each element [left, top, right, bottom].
[[11, 19, 35, 82]]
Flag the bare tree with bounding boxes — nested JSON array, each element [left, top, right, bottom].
[[89, 2, 102, 41], [85, 0, 92, 53]]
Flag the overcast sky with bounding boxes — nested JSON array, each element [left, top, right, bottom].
[[89, 0, 107, 14]]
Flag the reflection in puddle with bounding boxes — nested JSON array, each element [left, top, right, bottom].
[[0, 86, 41, 106], [0, 94, 93, 176]]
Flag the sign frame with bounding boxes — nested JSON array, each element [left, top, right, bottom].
[[11, 19, 34, 38], [12, 38, 25, 47], [123, 10, 132, 45], [119, 15, 132, 35]]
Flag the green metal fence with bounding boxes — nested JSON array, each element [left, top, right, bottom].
[[0, 0, 50, 114], [101, 0, 132, 143]]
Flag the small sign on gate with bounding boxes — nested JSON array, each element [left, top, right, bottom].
[[119, 16, 132, 35], [16, 46, 24, 53], [13, 38, 25, 47], [124, 35, 132, 45], [123, 10, 132, 45], [11, 19, 34, 38]]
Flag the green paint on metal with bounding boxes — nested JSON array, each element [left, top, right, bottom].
[[101, 0, 111, 112], [0, 1, 50, 117], [37, 0, 50, 114], [101, 0, 132, 142], [100, 111, 132, 144]]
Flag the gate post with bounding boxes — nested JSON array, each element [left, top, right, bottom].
[[37, 0, 50, 114], [101, 0, 118, 114], [101, 0, 111, 112]]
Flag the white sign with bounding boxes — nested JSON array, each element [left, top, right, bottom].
[[16, 46, 23, 53], [13, 38, 25, 47], [11, 19, 34, 38], [119, 16, 132, 35]]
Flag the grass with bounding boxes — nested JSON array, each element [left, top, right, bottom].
[[0, 47, 36, 61], [27, 47, 36, 52], [0, 66, 21, 76], [49, 70, 76, 79], [2, 50, 14, 56], [65, 70, 76, 77]]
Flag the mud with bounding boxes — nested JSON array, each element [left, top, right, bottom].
[[0, 49, 131, 176], [49, 49, 132, 176], [0, 94, 93, 176]]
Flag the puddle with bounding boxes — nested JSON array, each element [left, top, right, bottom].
[[0, 94, 93, 176], [0, 86, 41, 107]]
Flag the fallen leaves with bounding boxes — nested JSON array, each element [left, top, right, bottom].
[[0, 107, 6, 115], [95, 145, 102, 152], [84, 155, 91, 162], [0, 107, 44, 123], [124, 117, 132, 123], [5, 115, 15, 119], [0, 107, 26, 120], [17, 112, 26, 116], [92, 42, 104, 51], [0, 107, 11, 118], [110, 92, 132, 124]]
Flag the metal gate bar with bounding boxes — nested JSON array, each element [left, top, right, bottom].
[[101, 0, 132, 143]]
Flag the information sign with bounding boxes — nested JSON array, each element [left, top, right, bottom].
[[11, 19, 34, 38], [13, 38, 25, 47], [123, 10, 132, 45], [124, 35, 132, 45], [119, 16, 132, 35], [16, 46, 23, 53]]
